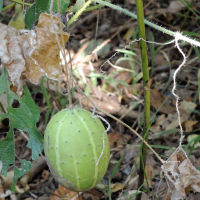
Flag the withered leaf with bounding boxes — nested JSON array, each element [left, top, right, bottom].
[[150, 89, 176, 114], [0, 13, 70, 96], [50, 184, 82, 200], [161, 151, 200, 199]]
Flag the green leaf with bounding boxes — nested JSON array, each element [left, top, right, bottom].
[[8, 2, 25, 30], [84, 85, 90, 95], [69, 0, 85, 12], [12, 159, 32, 187], [115, 49, 137, 56], [150, 145, 174, 150], [80, 39, 111, 58], [89, 61, 97, 87], [0, 0, 3, 12], [151, 129, 180, 138], [110, 154, 124, 180], [115, 57, 136, 65], [0, 130, 14, 177], [0, 69, 43, 183], [115, 80, 129, 87], [25, 0, 70, 30]]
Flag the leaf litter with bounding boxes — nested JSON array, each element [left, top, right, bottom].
[[1, 0, 200, 199], [161, 150, 200, 199]]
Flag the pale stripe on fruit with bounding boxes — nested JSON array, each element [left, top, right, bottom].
[[74, 109, 98, 188], [55, 110, 70, 177]]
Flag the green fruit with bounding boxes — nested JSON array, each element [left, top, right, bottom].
[[44, 107, 110, 192]]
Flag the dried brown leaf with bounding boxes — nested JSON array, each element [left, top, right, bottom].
[[108, 132, 124, 148], [111, 182, 126, 193], [166, 0, 193, 13], [0, 181, 5, 200], [151, 101, 197, 133], [0, 171, 14, 189], [41, 170, 49, 182], [0, 13, 70, 95], [161, 151, 200, 199], [150, 114, 167, 133], [150, 89, 176, 114], [50, 184, 82, 200], [166, 101, 196, 130], [183, 120, 198, 133], [179, 159, 200, 193], [163, 186, 171, 200], [15, 184, 29, 193], [145, 164, 155, 188]]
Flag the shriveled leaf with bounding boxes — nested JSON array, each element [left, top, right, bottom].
[[111, 182, 126, 193], [151, 101, 196, 134], [166, 0, 192, 13], [25, 0, 70, 30], [150, 89, 176, 114], [108, 132, 124, 148], [50, 184, 82, 200], [145, 164, 155, 188], [0, 68, 43, 186], [0, 171, 15, 191], [161, 150, 200, 199], [0, 13, 70, 95], [183, 120, 198, 133], [166, 101, 196, 130], [8, 1, 25, 30], [179, 159, 200, 192], [150, 114, 167, 133]]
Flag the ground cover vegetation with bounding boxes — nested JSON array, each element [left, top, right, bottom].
[[0, 0, 200, 199]]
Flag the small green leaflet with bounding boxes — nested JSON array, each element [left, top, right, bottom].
[[25, 0, 70, 30], [69, 0, 85, 12], [0, 0, 3, 13], [11, 159, 32, 190], [0, 68, 43, 187]]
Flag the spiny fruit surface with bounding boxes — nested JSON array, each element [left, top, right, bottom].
[[44, 107, 110, 192]]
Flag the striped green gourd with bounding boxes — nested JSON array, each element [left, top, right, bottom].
[[44, 107, 110, 192]]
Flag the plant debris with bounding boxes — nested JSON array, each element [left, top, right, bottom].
[[0, 13, 70, 95]]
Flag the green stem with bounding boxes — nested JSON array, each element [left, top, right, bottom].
[[135, 1, 150, 200], [2, 2, 15, 11], [84, 0, 109, 12], [90, 0, 174, 36], [181, 0, 193, 29], [88, 0, 200, 47], [10, 0, 32, 6], [67, 0, 93, 27], [85, 4, 104, 12]]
